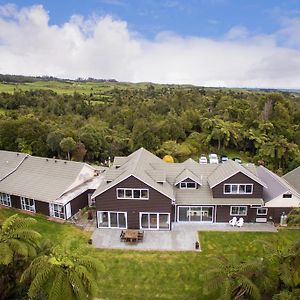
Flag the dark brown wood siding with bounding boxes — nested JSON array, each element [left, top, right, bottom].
[[216, 205, 257, 222], [11, 195, 21, 209], [212, 172, 263, 198], [69, 190, 89, 216], [95, 176, 173, 229], [35, 200, 49, 216], [267, 207, 293, 224]]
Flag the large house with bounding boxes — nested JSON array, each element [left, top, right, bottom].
[[1, 148, 299, 228], [0, 150, 104, 220], [92, 148, 300, 230]]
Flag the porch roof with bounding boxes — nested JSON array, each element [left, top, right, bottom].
[[175, 190, 264, 206]]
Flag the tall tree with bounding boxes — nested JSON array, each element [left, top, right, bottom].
[[59, 137, 76, 160]]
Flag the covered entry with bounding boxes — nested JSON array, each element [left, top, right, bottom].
[[177, 206, 214, 222]]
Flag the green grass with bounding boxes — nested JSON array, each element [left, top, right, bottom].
[[1, 207, 299, 300]]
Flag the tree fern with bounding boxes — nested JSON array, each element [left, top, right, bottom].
[[0, 214, 41, 265], [21, 241, 102, 300]]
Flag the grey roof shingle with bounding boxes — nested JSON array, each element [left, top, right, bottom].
[[0, 152, 96, 202], [0, 151, 28, 181], [208, 160, 266, 188], [175, 169, 202, 185], [283, 166, 300, 193]]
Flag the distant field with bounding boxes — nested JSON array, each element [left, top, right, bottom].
[[0, 80, 171, 95]]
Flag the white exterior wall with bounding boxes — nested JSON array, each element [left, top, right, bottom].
[[265, 193, 300, 208]]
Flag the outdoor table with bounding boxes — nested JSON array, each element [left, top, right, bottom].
[[123, 229, 139, 243]]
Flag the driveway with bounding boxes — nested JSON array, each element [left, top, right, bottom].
[[91, 222, 277, 252]]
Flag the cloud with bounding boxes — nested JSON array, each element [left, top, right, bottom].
[[0, 4, 300, 88]]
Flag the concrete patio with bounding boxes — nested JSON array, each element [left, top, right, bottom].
[[91, 222, 277, 251]]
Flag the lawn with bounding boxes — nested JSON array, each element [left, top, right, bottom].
[[1, 207, 299, 300]]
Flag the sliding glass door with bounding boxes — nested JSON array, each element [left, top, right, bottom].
[[177, 206, 214, 222], [140, 213, 170, 230], [97, 211, 127, 229]]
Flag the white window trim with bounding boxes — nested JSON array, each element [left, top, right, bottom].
[[116, 188, 149, 200], [230, 206, 248, 216], [179, 182, 197, 189], [177, 206, 214, 223], [97, 211, 127, 229], [49, 203, 65, 220], [20, 197, 36, 213], [139, 212, 170, 230], [0, 193, 11, 207], [224, 184, 253, 195], [257, 207, 268, 216]]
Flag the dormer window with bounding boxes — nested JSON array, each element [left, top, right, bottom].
[[179, 182, 197, 189], [283, 193, 292, 198]]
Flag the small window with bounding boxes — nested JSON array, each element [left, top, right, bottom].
[[231, 185, 238, 193], [187, 182, 196, 189], [246, 185, 252, 193], [224, 185, 231, 193], [117, 189, 124, 198], [230, 206, 247, 216], [283, 194, 292, 198], [257, 208, 268, 215], [141, 190, 148, 199], [133, 190, 141, 199], [125, 190, 132, 198]]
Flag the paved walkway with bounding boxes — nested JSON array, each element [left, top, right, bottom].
[[91, 222, 277, 252]]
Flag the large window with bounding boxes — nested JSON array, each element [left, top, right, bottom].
[[140, 213, 170, 230], [230, 206, 247, 216], [178, 206, 214, 222], [224, 184, 253, 194], [20, 197, 35, 212], [97, 211, 127, 228], [179, 182, 197, 189], [49, 204, 65, 219], [0, 193, 11, 207], [117, 188, 149, 200]]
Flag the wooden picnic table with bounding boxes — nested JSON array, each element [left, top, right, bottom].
[[123, 229, 139, 242]]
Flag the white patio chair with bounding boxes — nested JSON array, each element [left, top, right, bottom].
[[237, 217, 244, 228], [229, 217, 237, 226]]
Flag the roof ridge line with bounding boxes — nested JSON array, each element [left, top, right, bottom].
[[0, 153, 30, 182]]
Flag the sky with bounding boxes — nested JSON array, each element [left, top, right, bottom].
[[0, 0, 300, 88]]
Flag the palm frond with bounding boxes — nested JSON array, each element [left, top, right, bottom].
[[238, 274, 261, 300], [0, 242, 13, 265]]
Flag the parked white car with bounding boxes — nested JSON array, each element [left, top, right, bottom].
[[199, 155, 208, 164], [209, 153, 219, 164]]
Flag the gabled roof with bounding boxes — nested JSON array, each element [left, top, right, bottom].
[[0, 152, 96, 202], [175, 169, 202, 186], [0, 151, 28, 181], [146, 169, 166, 182], [283, 166, 300, 193], [92, 148, 175, 200], [256, 165, 300, 202], [208, 160, 266, 188]]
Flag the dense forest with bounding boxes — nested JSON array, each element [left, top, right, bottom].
[[0, 80, 299, 174]]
